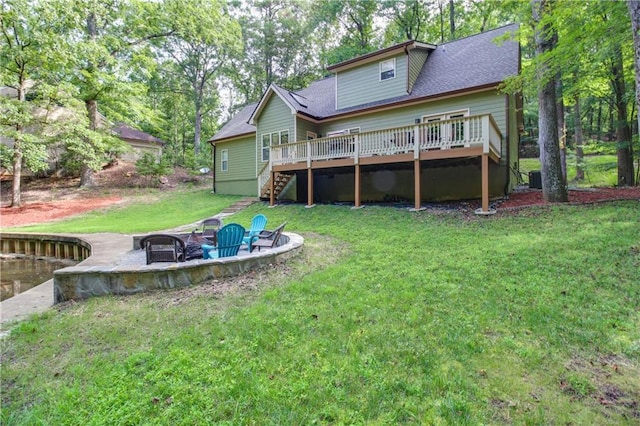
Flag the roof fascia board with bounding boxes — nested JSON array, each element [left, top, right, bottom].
[[295, 84, 500, 124], [208, 131, 256, 145], [327, 41, 436, 73], [248, 84, 297, 125]]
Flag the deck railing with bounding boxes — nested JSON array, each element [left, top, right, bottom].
[[270, 114, 502, 167]]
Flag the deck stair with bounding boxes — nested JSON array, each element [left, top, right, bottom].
[[260, 172, 293, 200]]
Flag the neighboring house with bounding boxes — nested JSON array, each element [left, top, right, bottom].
[[208, 24, 522, 213], [113, 123, 164, 162], [1, 84, 164, 177]]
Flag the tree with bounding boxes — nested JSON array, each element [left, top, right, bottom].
[[381, 0, 429, 43], [1, 0, 63, 207], [53, 0, 172, 187], [228, 0, 319, 104], [312, 0, 382, 65], [162, 0, 241, 156], [628, 0, 640, 184], [532, 0, 568, 202]]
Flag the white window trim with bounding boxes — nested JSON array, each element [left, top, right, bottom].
[[327, 127, 361, 137], [221, 149, 228, 172], [260, 129, 290, 162], [379, 58, 396, 81], [261, 133, 270, 162], [422, 110, 470, 143], [306, 131, 317, 140]]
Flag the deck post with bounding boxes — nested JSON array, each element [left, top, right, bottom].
[[413, 159, 422, 210], [307, 168, 314, 207], [481, 154, 489, 212], [269, 171, 275, 207], [354, 164, 361, 208]]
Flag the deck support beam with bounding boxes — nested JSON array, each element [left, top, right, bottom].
[[354, 164, 361, 208], [307, 168, 314, 207], [481, 154, 489, 212], [413, 159, 421, 210], [269, 171, 275, 207]]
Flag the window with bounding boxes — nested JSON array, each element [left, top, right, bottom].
[[221, 149, 228, 172], [422, 110, 469, 145], [261, 129, 290, 162], [306, 131, 317, 140], [380, 58, 395, 81], [261, 134, 270, 162]]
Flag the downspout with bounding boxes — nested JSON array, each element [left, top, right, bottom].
[[504, 94, 510, 196], [212, 142, 216, 194]]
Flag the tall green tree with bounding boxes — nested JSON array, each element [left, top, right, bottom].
[[381, 0, 429, 43], [630, 0, 640, 150], [162, 0, 241, 155], [312, 0, 382, 65], [229, 0, 319, 104], [0, 0, 72, 207], [54, 0, 172, 187], [532, 0, 567, 202]]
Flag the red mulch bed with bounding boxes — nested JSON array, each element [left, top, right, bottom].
[[497, 186, 640, 209]]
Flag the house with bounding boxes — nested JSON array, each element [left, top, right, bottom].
[[208, 24, 521, 213], [1, 83, 164, 179], [112, 123, 165, 162]]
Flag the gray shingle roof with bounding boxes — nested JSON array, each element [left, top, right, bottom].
[[113, 123, 164, 144], [209, 24, 519, 142], [210, 103, 258, 142]]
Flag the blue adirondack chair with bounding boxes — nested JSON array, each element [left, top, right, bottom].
[[242, 214, 267, 246], [201, 223, 245, 259]]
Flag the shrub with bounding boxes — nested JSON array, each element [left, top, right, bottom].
[[135, 153, 172, 186]]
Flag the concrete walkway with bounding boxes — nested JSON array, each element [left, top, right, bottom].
[[1, 233, 132, 327], [0, 198, 272, 329]]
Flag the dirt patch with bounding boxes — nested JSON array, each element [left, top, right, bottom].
[[1, 161, 209, 228], [562, 354, 640, 419], [497, 186, 640, 209]]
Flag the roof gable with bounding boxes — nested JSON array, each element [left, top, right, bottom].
[[248, 84, 297, 125], [208, 24, 519, 142]]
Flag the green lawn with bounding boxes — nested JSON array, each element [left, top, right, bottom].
[[519, 154, 619, 187], [2, 194, 640, 424]]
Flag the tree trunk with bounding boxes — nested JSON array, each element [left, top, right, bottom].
[[533, 0, 568, 202], [575, 94, 585, 181], [11, 138, 23, 208], [80, 98, 99, 188], [439, 1, 444, 42], [194, 103, 202, 156], [80, 12, 98, 188], [611, 41, 635, 186], [628, 0, 640, 184], [449, 0, 455, 38], [10, 82, 27, 208], [596, 100, 602, 141], [556, 75, 567, 183]]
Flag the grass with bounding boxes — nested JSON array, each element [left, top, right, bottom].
[[519, 154, 619, 187], [2, 194, 640, 424], [5, 188, 243, 234]]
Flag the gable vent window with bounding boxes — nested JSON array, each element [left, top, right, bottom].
[[380, 58, 396, 81]]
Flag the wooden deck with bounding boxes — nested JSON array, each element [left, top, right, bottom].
[[262, 114, 503, 212]]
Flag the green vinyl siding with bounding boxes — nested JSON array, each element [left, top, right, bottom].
[[256, 94, 294, 173], [336, 53, 408, 110], [295, 117, 318, 141], [408, 49, 429, 93], [214, 135, 257, 195], [319, 90, 508, 159]]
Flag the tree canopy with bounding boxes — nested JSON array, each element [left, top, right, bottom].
[[1, 0, 637, 204]]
